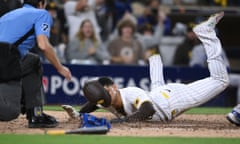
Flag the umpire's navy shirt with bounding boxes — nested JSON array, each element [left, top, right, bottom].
[[0, 4, 52, 57]]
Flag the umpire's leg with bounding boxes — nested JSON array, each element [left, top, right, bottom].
[[21, 53, 44, 113], [21, 53, 58, 128]]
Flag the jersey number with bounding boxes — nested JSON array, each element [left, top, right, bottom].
[[42, 23, 49, 32]]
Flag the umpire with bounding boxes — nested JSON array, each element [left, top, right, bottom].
[[0, 0, 72, 128]]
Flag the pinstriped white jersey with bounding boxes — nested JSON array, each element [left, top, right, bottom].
[[148, 86, 172, 121], [119, 87, 150, 116]]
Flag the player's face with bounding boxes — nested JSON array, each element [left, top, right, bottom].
[[104, 85, 118, 105]]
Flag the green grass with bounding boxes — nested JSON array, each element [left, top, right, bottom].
[[44, 105, 232, 114], [0, 135, 239, 144], [185, 107, 232, 114]]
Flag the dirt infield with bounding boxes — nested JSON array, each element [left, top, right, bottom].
[[0, 111, 240, 137]]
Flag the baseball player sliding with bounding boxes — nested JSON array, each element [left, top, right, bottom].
[[63, 12, 229, 122]]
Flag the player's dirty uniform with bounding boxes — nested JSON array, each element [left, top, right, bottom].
[[63, 12, 229, 122]]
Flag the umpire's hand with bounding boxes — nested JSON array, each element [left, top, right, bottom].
[[58, 66, 72, 80]]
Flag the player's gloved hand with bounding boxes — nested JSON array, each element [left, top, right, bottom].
[[110, 117, 127, 124]]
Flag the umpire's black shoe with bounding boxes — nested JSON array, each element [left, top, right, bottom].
[[28, 113, 59, 128]]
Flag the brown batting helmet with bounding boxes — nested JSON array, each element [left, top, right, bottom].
[[83, 80, 111, 107]]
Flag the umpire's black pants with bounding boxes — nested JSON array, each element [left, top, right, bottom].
[[0, 53, 43, 121]]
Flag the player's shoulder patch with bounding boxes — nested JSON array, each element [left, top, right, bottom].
[[37, 9, 52, 33], [41, 23, 50, 32]]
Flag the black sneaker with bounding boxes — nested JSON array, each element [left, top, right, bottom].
[[28, 113, 59, 128]]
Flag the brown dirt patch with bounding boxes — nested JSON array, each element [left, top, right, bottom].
[[0, 111, 240, 137]]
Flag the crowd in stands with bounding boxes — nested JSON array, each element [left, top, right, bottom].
[[58, 0, 170, 65], [1, 0, 240, 66]]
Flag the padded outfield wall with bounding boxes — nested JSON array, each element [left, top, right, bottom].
[[42, 64, 236, 107]]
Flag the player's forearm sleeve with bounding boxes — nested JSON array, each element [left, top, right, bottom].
[[126, 101, 155, 122], [80, 102, 98, 113]]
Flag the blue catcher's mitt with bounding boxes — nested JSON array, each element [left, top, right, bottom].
[[80, 113, 111, 131]]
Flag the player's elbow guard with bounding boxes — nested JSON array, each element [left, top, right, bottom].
[[142, 101, 156, 118], [129, 101, 156, 121]]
